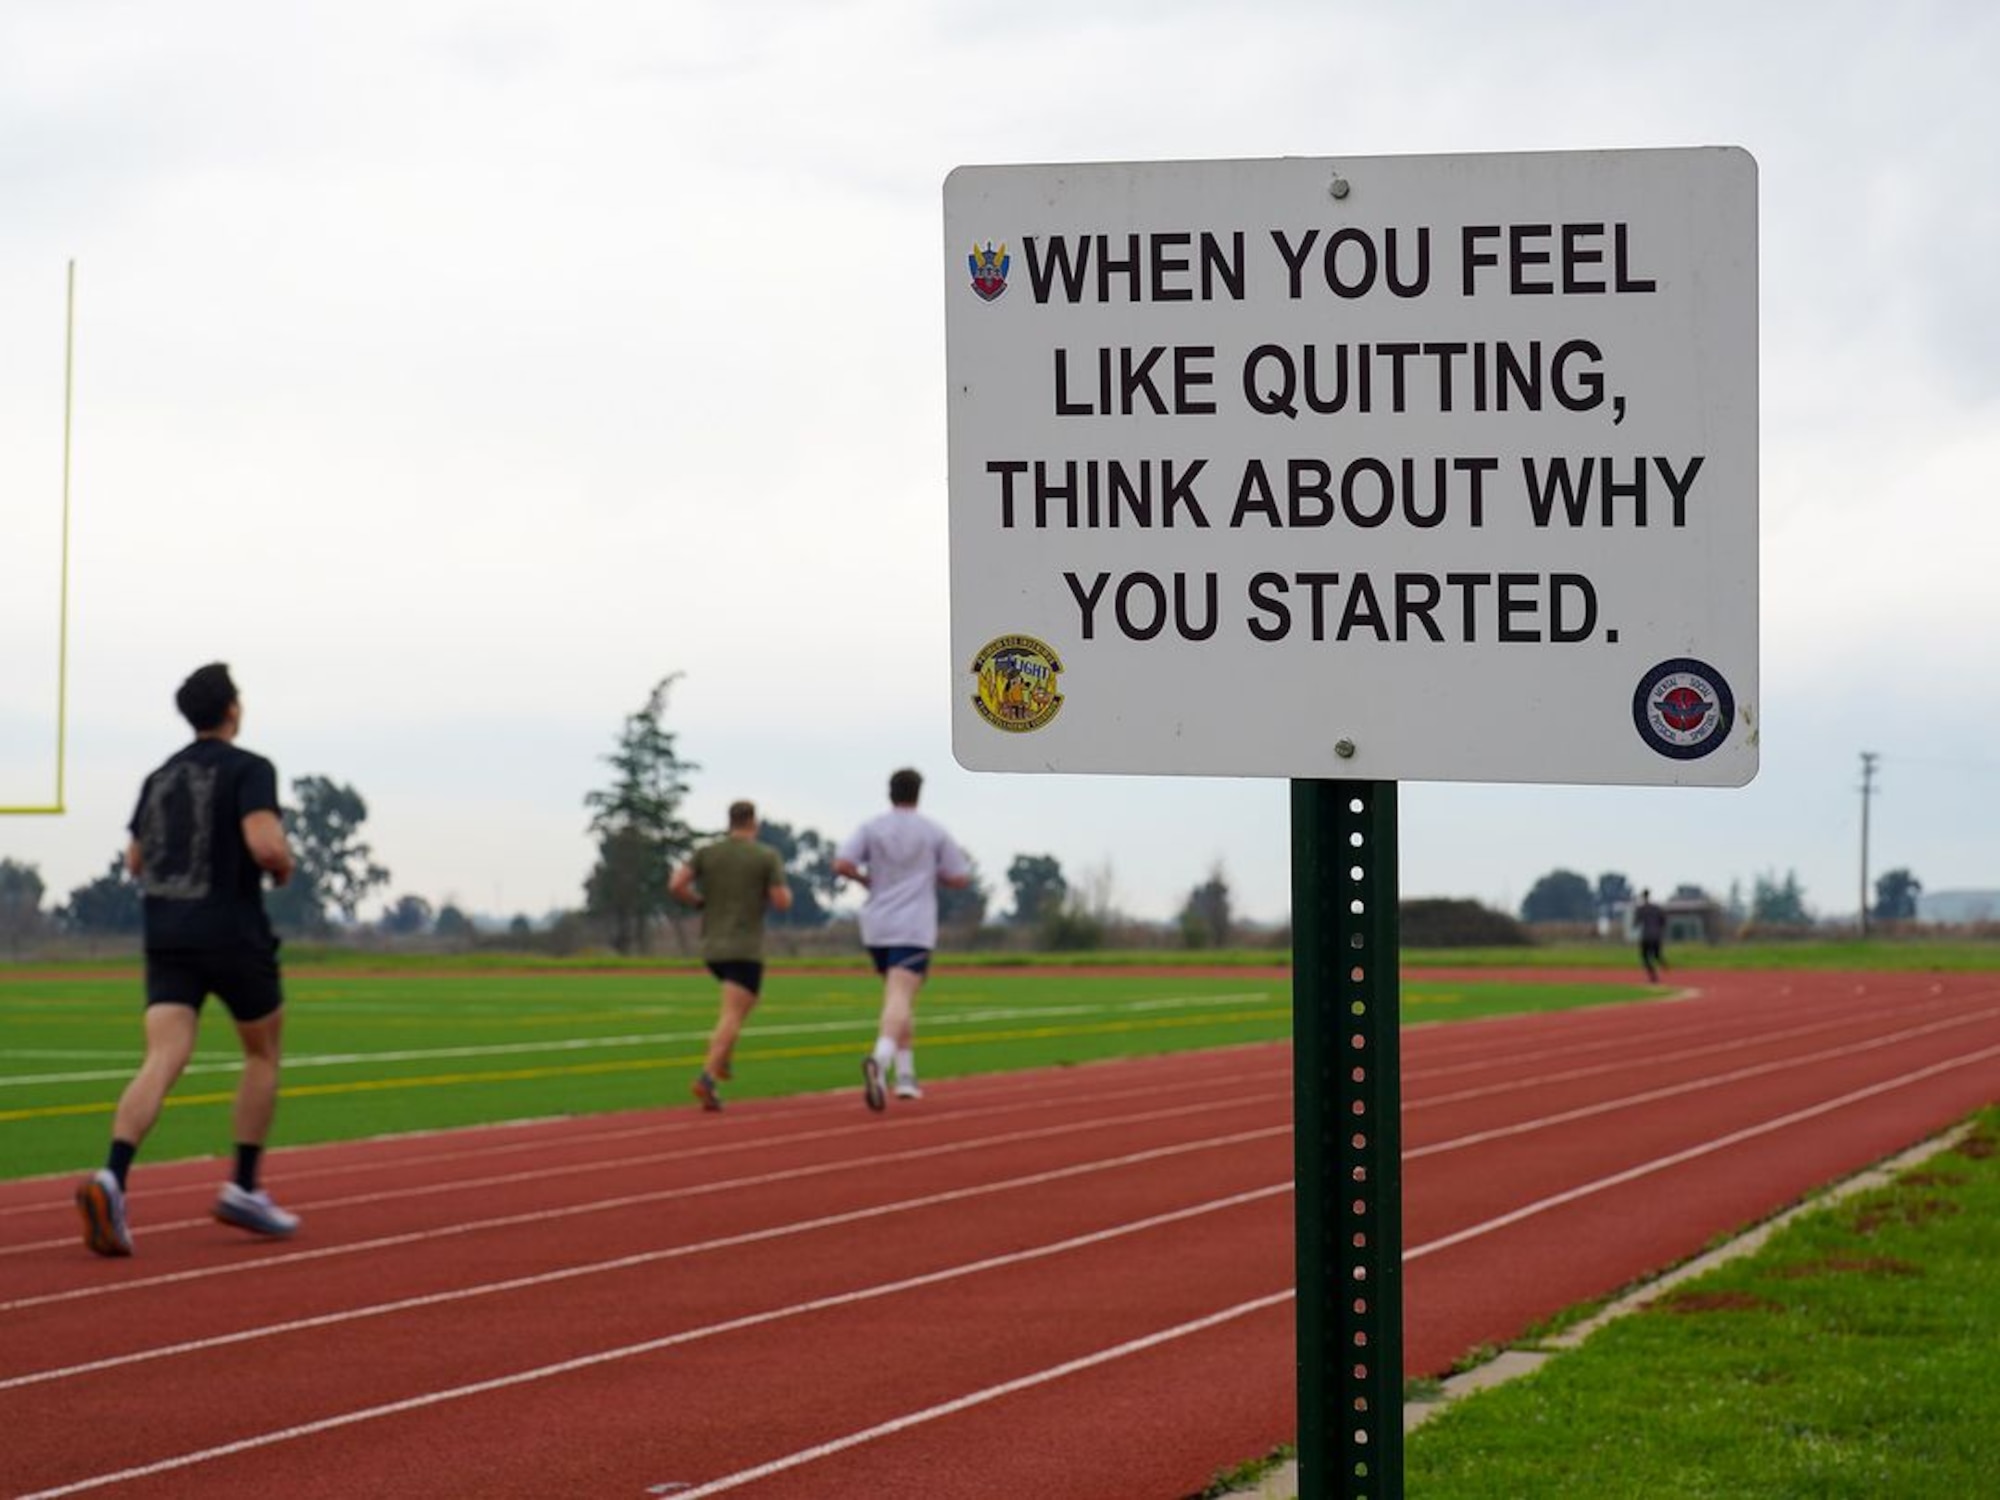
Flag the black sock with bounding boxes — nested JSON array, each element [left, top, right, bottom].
[[106, 1139, 138, 1191], [233, 1143, 264, 1193]]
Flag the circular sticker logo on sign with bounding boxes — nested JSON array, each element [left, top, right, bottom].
[[1633, 658, 1735, 760], [971, 634, 1064, 733]]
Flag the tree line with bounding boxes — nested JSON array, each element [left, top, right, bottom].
[[1517, 866, 1924, 927], [0, 774, 396, 949], [579, 676, 1238, 954], [2, 673, 1241, 953]]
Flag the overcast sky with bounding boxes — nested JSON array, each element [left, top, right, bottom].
[[2, 0, 1997, 929]]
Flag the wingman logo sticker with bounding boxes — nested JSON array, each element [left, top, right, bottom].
[[972, 634, 1063, 732], [1633, 658, 1735, 760], [968, 241, 1011, 302]]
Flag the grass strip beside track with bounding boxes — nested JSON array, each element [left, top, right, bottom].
[[0, 965, 1649, 1179], [1405, 1108, 2000, 1498]]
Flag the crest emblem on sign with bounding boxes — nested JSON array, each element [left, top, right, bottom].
[[972, 634, 1064, 732], [968, 241, 1011, 302], [1632, 658, 1735, 760]]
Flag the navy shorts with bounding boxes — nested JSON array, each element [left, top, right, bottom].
[[144, 946, 284, 1024], [868, 945, 932, 977], [706, 960, 765, 996]]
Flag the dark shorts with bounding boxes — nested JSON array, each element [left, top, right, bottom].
[[144, 946, 284, 1024], [868, 945, 932, 977], [706, 960, 765, 996]]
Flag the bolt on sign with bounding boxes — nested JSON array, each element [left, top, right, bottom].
[[944, 149, 1758, 786]]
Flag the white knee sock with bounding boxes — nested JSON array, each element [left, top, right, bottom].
[[895, 1048, 916, 1082], [872, 1036, 895, 1069]]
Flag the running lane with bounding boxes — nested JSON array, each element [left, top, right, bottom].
[[7, 971, 2000, 1495]]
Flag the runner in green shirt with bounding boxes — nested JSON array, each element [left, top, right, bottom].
[[670, 800, 792, 1110]]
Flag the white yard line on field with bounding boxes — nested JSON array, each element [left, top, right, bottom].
[[0, 992, 1272, 1088]]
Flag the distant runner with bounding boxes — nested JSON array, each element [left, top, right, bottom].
[[835, 768, 971, 1111], [76, 663, 300, 1257], [671, 799, 792, 1110], [1635, 889, 1668, 982]]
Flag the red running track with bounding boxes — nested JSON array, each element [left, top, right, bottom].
[[5, 969, 2000, 1497]]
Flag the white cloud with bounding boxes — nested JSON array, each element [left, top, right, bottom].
[[3, 0, 1997, 929]]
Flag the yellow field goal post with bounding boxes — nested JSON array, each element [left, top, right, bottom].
[[1, 261, 75, 816]]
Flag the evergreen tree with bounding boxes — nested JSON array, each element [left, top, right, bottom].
[[1873, 868, 1921, 922], [0, 858, 46, 955], [265, 776, 391, 933], [59, 853, 142, 935], [757, 820, 839, 927], [1521, 868, 1595, 923], [1177, 863, 1233, 948], [583, 676, 699, 954], [1005, 854, 1068, 926]]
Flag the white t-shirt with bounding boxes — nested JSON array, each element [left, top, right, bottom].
[[837, 807, 970, 949]]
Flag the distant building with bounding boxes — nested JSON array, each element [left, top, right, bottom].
[[1917, 890, 2000, 926]]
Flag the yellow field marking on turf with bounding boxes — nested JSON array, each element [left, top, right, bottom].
[[0, 1007, 1290, 1121]]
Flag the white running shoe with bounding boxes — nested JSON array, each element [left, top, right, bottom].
[[861, 1056, 887, 1112], [76, 1168, 133, 1257], [214, 1182, 301, 1238], [894, 1081, 924, 1100]]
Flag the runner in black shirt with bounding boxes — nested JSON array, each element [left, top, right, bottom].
[[75, 664, 302, 1256], [1635, 889, 1669, 983]]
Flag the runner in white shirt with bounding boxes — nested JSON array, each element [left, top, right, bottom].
[[834, 768, 972, 1111]]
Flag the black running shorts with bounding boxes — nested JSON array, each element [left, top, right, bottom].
[[705, 960, 765, 996], [144, 946, 284, 1024]]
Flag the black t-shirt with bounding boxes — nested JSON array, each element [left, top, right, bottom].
[[128, 738, 281, 952]]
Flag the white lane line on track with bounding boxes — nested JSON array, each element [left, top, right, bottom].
[[9, 1212, 1294, 1498], [0, 1108, 1291, 1314], [11, 997, 1993, 1257], [1410, 995, 2000, 1108], [661, 1290, 1297, 1499], [0, 1048, 1280, 1224], [0, 993, 1274, 1088], [1405, 982, 2000, 1084], [1407, 1002, 2000, 1158], [0, 1077, 1291, 1253], [1405, 1038, 2000, 1262], [1, 1172, 1290, 1392]]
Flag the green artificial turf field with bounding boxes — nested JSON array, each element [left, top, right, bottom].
[[0, 961, 1651, 1179]]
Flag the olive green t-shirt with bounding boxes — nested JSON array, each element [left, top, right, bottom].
[[689, 837, 787, 962]]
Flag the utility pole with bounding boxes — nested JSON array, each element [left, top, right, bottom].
[[1859, 751, 1880, 936]]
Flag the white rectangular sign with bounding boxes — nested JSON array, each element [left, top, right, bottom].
[[944, 148, 1758, 785]]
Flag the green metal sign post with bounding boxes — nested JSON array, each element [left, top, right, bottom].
[[1292, 779, 1403, 1499]]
